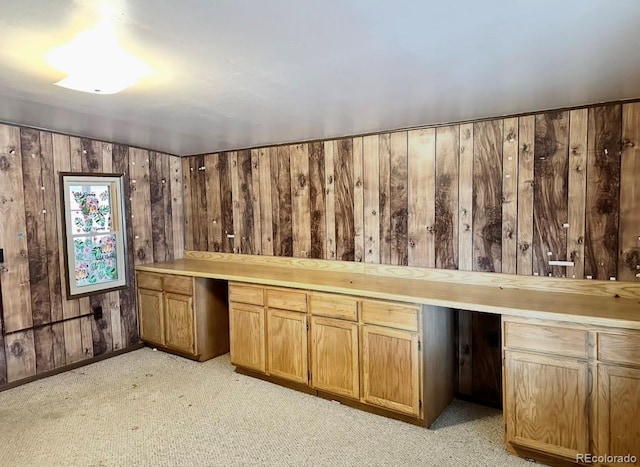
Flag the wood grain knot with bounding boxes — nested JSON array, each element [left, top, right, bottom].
[[355, 179, 362, 188], [519, 242, 530, 252], [622, 139, 636, 149], [0, 155, 10, 171], [624, 249, 640, 271], [522, 143, 530, 153], [136, 248, 147, 260], [19, 249, 27, 258], [297, 173, 307, 188], [10, 340, 24, 357]]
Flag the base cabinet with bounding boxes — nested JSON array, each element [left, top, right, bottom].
[[136, 271, 229, 361], [229, 303, 266, 372], [503, 318, 640, 466], [310, 316, 359, 400], [266, 308, 308, 384], [504, 350, 589, 459]]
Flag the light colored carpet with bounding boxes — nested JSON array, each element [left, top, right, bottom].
[[0, 348, 532, 467]]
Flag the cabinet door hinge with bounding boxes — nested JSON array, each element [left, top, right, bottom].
[[419, 399, 422, 410], [308, 370, 311, 382], [418, 340, 421, 351], [306, 320, 309, 331]]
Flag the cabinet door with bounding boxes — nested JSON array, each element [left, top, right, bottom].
[[361, 325, 420, 416], [504, 351, 589, 460], [266, 309, 308, 384], [138, 289, 165, 346], [310, 316, 359, 399], [164, 293, 195, 355], [229, 303, 266, 373], [597, 365, 640, 465]]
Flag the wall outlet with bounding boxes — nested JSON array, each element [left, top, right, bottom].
[[0, 248, 4, 263], [93, 306, 103, 320]]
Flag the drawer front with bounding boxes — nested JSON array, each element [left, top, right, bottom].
[[504, 321, 588, 359], [266, 288, 307, 312], [137, 272, 163, 291], [309, 293, 358, 321], [598, 331, 640, 366], [229, 283, 265, 306], [361, 300, 419, 332], [163, 274, 193, 295]]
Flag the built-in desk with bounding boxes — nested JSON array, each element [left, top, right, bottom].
[[136, 251, 640, 467]]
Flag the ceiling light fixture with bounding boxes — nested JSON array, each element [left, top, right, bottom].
[[46, 20, 152, 94]]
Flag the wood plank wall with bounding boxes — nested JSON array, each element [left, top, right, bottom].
[[0, 123, 183, 386], [183, 102, 640, 282]]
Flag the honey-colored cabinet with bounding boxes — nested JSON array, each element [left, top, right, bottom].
[[266, 308, 308, 384], [310, 316, 359, 399], [136, 271, 229, 361], [138, 288, 165, 346], [229, 302, 265, 372], [361, 324, 421, 417], [504, 350, 589, 459]]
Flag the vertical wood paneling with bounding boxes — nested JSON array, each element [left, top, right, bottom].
[[237, 150, 256, 255], [290, 144, 311, 258], [308, 142, 326, 259], [230, 151, 242, 252], [5, 330, 36, 383], [170, 156, 185, 259], [191, 155, 208, 251], [324, 141, 336, 260], [407, 128, 436, 267], [182, 157, 193, 250], [352, 137, 364, 262], [473, 120, 503, 272], [379, 134, 392, 265], [41, 132, 63, 325], [161, 154, 174, 260], [0, 124, 33, 332], [205, 153, 222, 252], [517, 116, 535, 275], [501, 118, 519, 274], [250, 150, 262, 255], [585, 105, 622, 280], [435, 125, 459, 269], [362, 135, 380, 264], [334, 139, 355, 261], [21, 128, 51, 327], [567, 109, 588, 279], [271, 146, 293, 257], [219, 152, 235, 253], [0, 330, 6, 384], [149, 152, 167, 262], [533, 112, 570, 277], [389, 132, 408, 266], [258, 148, 274, 255], [458, 124, 474, 271], [130, 148, 154, 264], [619, 103, 640, 281], [112, 143, 138, 347]]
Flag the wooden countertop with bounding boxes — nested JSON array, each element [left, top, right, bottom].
[[135, 253, 640, 330]]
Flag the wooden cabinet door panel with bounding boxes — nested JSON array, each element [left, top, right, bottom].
[[229, 303, 266, 373], [266, 309, 308, 384], [164, 293, 195, 355], [310, 316, 359, 399], [504, 351, 589, 460], [597, 365, 640, 465], [361, 325, 420, 416], [138, 289, 165, 346]]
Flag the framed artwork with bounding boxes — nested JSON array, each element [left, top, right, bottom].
[[60, 173, 128, 298]]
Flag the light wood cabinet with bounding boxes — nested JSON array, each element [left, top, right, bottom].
[[266, 308, 308, 384], [138, 288, 165, 346], [361, 324, 421, 417], [503, 318, 640, 466], [504, 350, 589, 459], [597, 365, 640, 465], [136, 272, 229, 361], [229, 302, 266, 372], [310, 316, 359, 399]]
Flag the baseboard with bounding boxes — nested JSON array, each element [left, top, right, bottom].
[[0, 342, 144, 393]]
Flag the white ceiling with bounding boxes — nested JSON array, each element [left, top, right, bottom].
[[1, 0, 640, 156]]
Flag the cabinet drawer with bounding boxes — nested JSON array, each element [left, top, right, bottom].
[[361, 300, 419, 332], [309, 293, 358, 321], [598, 331, 640, 366], [267, 288, 307, 312], [504, 322, 588, 359], [137, 272, 162, 291], [163, 275, 193, 295], [229, 283, 264, 306]]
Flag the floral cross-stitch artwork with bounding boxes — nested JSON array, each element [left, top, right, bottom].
[[70, 186, 112, 233], [74, 235, 118, 286]]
